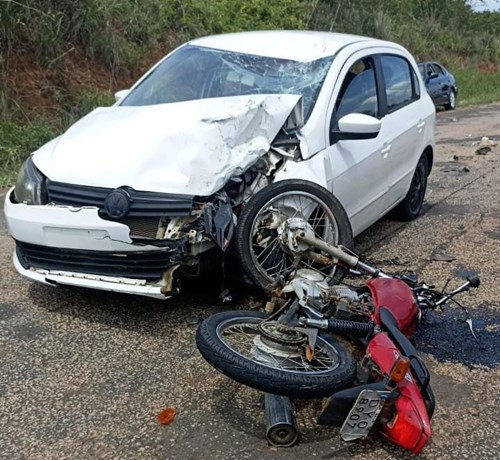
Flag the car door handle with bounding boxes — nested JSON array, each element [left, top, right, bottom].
[[417, 121, 425, 131], [380, 145, 391, 158]]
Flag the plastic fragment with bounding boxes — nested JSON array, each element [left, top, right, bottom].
[[158, 407, 177, 425], [475, 146, 491, 155]]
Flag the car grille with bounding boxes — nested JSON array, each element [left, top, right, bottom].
[[46, 180, 193, 217], [16, 241, 183, 280], [119, 217, 161, 239]]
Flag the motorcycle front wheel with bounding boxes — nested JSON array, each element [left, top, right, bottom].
[[236, 180, 353, 290], [196, 311, 356, 399]]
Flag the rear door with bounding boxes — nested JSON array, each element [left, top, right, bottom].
[[376, 54, 427, 210]]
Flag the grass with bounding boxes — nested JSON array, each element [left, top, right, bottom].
[[0, 117, 56, 187], [0, 89, 114, 187], [454, 68, 500, 106]]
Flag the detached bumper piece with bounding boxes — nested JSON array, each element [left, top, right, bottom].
[[16, 241, 183, 280]]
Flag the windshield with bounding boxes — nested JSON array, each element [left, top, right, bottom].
[[121, 45, 335, 121], [418, 64, 425, 78]]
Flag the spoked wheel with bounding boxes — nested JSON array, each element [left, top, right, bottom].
[[236, 180, 353, 290], [196, 311, 356, 399]]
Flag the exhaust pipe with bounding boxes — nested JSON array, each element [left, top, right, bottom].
[[265, 393, 299, 447]]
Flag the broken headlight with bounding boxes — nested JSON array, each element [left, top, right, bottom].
[[14, 156, 46, 205]]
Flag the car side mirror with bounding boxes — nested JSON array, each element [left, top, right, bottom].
[[114, 89, 130, 102], [331, 113, 381, 143]]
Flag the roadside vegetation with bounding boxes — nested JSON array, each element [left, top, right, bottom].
[[1, 0, 499, 186]]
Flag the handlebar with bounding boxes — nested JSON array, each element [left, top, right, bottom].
[[416, 275, 480, 309]]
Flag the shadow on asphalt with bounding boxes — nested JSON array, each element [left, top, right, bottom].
[[25, 280, 232, 337]]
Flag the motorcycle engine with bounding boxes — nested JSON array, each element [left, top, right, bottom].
[[329, 285, 372, 319]]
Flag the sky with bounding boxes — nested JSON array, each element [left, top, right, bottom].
[[468, 0, 500, 11]]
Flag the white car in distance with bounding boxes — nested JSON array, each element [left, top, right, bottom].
[[4, 31, 435, 299]]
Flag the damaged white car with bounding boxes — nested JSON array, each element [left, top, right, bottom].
[[4, 31, 435, 299]]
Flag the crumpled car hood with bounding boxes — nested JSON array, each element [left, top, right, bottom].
[[33, 94, 301, 196]]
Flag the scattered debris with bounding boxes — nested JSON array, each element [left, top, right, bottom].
[[453, 155, 459, 161], [441, 163, 470, 173], [480, 136, 496, 147], [475, 146, 491, 155], [219, 288, 233, 305], [449, 117, 458, 122], [158, 407, 177, 425], [432, 253, 456, 262], [186, 317, 204, 326]]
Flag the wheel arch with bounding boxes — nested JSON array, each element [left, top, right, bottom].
[[423, 145, 433, 176], [273, 158, 329, 189]]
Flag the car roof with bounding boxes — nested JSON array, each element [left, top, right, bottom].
[[190, 31, 383, 62]]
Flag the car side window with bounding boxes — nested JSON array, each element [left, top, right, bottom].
[[335, 57, 379, 120], [432, 63, 445, 75], [380, 55, 418, 113]]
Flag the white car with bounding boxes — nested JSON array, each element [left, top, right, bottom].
[[4, 31, 435, 299]]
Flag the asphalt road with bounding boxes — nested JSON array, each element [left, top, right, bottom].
[[1, 105, 499, 460]]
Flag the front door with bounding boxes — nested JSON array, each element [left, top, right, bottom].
[[324, 54, 389, 234]]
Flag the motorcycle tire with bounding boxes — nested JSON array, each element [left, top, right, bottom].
[[196, 311, 356, 399], [236, 180, 353, 291]]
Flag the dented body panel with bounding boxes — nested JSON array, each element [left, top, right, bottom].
[[33, 95, 302, 196]]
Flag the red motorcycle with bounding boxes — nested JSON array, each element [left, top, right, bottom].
[[196, 224, 480, 453]]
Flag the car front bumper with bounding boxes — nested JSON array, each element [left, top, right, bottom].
[[4, 188, 182, 299]]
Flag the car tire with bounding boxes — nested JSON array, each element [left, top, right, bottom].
[[444, 89, 456, 110], [236, 180, 353, 291], [392, 155, 428, 221]]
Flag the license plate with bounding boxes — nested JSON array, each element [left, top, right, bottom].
[[340, 389, 388, 442]]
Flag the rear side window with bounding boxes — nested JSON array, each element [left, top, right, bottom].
[[381, 55, 419, 113]]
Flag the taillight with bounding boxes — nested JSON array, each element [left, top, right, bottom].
[[382, 394, 431, 454]]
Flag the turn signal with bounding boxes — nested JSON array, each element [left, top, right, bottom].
[[389, 356, 411, 383]]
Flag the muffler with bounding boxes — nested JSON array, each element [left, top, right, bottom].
[[264, 393, 298, 447]]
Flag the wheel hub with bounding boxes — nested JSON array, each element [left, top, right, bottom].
[[258, 321, 307, 346], [278, 217, 316, 255]]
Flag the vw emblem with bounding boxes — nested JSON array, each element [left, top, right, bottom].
[[104, 189, 131, 219]]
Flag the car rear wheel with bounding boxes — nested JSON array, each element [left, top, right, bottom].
[[444, 89, 456, 110], [392, 155, 428, 221]]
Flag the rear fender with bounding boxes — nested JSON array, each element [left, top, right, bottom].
[[317, 381, 387, 426], [368, 333, 432, 454]]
